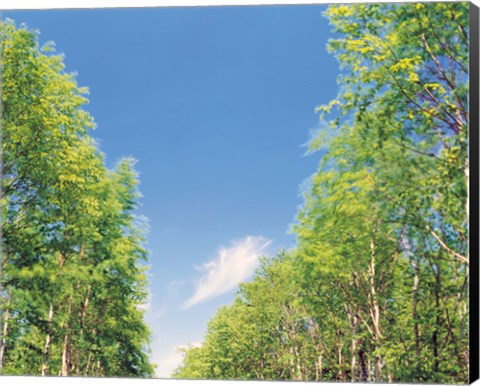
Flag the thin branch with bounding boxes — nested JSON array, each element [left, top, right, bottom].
[[419, 32, 467, 130], [422, 9, 469, 74], [446, 3, 469, 49], [392, 138, 441, 160], [426, 224, 469, 265]]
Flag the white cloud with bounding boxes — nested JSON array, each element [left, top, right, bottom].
[[182, 236, 272, 309], [155, 342, 202, 379]]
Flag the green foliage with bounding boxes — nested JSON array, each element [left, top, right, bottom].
[[174, 253, 320, 381], [0, 20, 154, 377], [174, 2, 470, 383]]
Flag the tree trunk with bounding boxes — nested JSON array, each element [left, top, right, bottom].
[[351, 336, 357, 382], [61, 333, 70, 376], [75, 243, 89, 376], [411, 257, 421, 363], [84, 353, 92, 376], [433, 260, 442, 374], [403, 228, 421, 373], [294, 344, 302, 381], [41, 253, 68, 376], [347, 305, 358, 382], [367, 357, 372, 382], [61, 298, 73, 376], [348, 274, 361, 383], [370, 238, 382, 382], [77, 284, 91, 375], [41, 303, 55, 376], [358, 345, 368, 382], [0, 308, 9, 372], [387, 367, 393, 383], [316, 354, 323, 381], [337, 335, 346, 381]]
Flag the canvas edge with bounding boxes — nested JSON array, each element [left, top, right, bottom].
[[469, 1, 479, 384]]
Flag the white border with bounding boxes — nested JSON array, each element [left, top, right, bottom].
[[0, 1, 478, 386]]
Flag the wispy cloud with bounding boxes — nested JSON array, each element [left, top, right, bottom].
[[182, 236, 272, 309], [155, 342, 202, 378], [167, 279, 186, 295]]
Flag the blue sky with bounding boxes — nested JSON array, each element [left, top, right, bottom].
[[3, 5, 338, 377]]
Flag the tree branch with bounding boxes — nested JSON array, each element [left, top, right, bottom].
[[426, 224, 469, 265]]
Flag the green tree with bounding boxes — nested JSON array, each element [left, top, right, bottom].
[[295, 2, 469, 383], [175, 3, 470, 383], [174, 253, 318, 381], [0, 20, 154, 377]]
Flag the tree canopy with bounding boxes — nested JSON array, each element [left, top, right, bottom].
[[0, 20, 154, 377], [174, 2, 470, 383]]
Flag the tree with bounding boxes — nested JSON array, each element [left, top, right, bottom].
[[174, 253, 319, 381], [175, 3, 470, 383], [295, 2, 469, 382], [0, 20, 154, 377]]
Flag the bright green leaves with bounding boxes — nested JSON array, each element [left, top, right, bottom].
[[175, 2, 469, 383], [321, 2, 469, 151], [295, 2, 469, 383], [0, 21, 153, 377], [174, 253, 317, 381]]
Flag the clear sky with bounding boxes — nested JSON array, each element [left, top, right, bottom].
[[3, 5, 339, 377]]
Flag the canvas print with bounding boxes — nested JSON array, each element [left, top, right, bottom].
[[0, 1, 478, 383]]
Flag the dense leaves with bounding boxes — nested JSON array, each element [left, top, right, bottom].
[[0, 20, 154, 376], [174, 2, 470, 383]]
